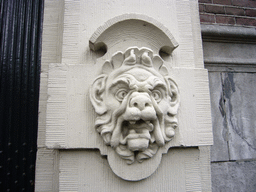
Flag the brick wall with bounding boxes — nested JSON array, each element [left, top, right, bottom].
[[199, 0, 256, 26]]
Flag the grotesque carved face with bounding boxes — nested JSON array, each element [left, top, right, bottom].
[[90, 47, 179, 164]]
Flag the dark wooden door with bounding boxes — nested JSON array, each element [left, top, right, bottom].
[[0, 0, 44, 191]]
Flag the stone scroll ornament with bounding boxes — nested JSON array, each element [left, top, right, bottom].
[[90, 47, 180, 165]]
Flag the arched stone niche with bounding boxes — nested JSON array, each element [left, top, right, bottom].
[[45, 14, 213, 181], [89, 14, 178, 59]]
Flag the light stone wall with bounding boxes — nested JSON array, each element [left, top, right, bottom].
[[35, 1, 64, 191], [35, 0, 212, 191]]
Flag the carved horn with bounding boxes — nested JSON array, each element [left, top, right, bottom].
[[123, 49, 136, 65], [141, 51, 153, 67]]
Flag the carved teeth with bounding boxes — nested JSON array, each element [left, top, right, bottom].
[[148, 123, 154, 131], [129, 129, 136, 134], [129, 121, 136, 124], [145, 121, 154, 131]]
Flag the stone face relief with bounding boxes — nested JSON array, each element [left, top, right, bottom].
[[90, 47, 180, 164]]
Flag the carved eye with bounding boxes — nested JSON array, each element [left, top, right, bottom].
[[152, 90, 162, 102], [115, 89, 128, 101]]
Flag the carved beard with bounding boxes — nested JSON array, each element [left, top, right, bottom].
[[95, 91, 168, 164]]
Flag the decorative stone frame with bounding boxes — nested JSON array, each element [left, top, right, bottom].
[[90, 46, 180, 164], [45, 14, 213, 181]]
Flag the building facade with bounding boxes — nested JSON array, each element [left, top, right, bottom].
[[0, 0, 255, 191]]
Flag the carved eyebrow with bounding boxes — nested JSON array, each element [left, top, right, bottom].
[[110, 75, 138, 90], [109, 74, 167, 92], [147, 76, 167, 91], [110, 77, 130, 88]]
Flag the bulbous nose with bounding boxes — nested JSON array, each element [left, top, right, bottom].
[[130, 93, 152, 111]]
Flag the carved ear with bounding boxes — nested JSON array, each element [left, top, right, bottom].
[[165, 77, 180, 115], [90, 75, 108, 115]]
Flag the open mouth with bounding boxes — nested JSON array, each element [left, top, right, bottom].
[[120, 119, 155, 145], [122, 119, 153, 134], [129, 119, 154, 130]]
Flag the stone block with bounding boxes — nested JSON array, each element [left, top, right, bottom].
[[203, 42, 256, 65], [208, 72, 256, 161], [236, 17, 256, 27], [225, 7, 245, 16], [59, 148, 209, 192], [213, 0, 232, 5], [208, 72, 229, 162], [35, 148, 59, 192], [199, 0, 212, 3], [200, 13, 216, 23], [245, 9, 256, 17], [211, 160, 256, 192], [205, 5, 225, 14], [216, 15, 236, 25], [199, 4, 205, 13], [222, 73, 256, 160], [232, 0, 256, 8]]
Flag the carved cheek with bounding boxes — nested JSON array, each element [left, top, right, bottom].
[[157, 99, 170, 115], [104, 93, 121, 110]]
